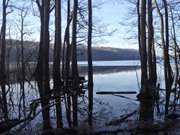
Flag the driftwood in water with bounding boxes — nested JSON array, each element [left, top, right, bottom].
[[106, 110, 137, 126], [96, 91, 137, 95]]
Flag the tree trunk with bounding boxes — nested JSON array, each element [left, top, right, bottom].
[[53, 0, 63, 128], [0, 0, 8, 120], [20, 9, 26, 118], [137, 0, 141, 58], [156, 0, 173, 115], [65, 0, 71, 79], [71, 0, 79, 127], [148, 0, 156, 87], [140, 0, 147, 92], [87, 0, 93, 127], [162, 0, 173, 115], [35, 0, 51, 129], [138, 0, 154, 122], [170, 7, 178, 110]]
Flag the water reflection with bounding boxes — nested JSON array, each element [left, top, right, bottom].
[[92, 67, 140, 129], [5, 60, 173, 134], [79, 65, 140, 75]]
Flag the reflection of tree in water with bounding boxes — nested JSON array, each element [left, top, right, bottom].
[[79, 66, 140, 75]]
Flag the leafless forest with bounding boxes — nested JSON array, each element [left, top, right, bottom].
[[1, 0, 180, 135]]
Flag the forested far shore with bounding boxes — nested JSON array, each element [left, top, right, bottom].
[[5, 39, 140, 62]]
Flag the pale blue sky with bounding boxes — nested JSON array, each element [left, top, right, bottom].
[[93, 0, 138, 49], [1, 0, 138, 49]]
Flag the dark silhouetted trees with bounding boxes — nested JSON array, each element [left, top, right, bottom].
[[53, 0, 63, 128], [35, 0, 51, 129], [0, 0, 9, 120]]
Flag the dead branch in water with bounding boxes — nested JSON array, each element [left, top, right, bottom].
[[96, 91, 137, 95], [106, 110, 137, 126]]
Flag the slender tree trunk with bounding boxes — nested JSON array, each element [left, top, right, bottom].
[[53, 0, 63, 128], [65, 0, 71, 79], [71, 0, 79, 127], [147, 0, 157, 97], [35, 0, 51, 129], [163, 0, 173, 115], [139, 0, 154, 122], [140, 0, 147, 92], [152, 43, 157, 87], [65, 0, 72, 127], [170, 7, 178, 110], [20, 11, 26, 117], [87, 0, 93, 127], [0, 0, 8, 120], [148, 0, 157, 87], [156, 0, 173, 115], [137, 0, 141, 58]]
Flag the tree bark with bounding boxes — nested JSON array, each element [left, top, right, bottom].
[[156, 0, 173, 115], [140, 0, 148, 92], [35, 0, 51, 129], [65, 0, 71, 79], [0, 0, 8, 120], [170, 7, 178, 110], [162, 0, 173, 115], [88, 0, 93, 127], [139, 0, 154, 122], [53, 0, 63, 128], [64, 0, 72, 128], [71, 0, 79, 127], [148, 0, 156, 87]]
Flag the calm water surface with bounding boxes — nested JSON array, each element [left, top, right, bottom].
[[90, 61, 140, 122], [8, 60, 167, 131]]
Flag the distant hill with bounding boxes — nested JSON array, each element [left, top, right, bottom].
[[77, 46, 140, 61], [6, 40, 140, 62]]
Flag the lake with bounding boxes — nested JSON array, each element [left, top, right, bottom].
[[79, 60, 166, 129], [87, 61, 140, 111], [6, 60, 168, 133]]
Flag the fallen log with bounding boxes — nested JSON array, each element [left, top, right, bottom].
[[106, 110, 137, 126], [96, 91, 137, 95]]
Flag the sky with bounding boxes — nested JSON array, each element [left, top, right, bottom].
[[0, 0, 139, 49], [93, 0, 138, 49]]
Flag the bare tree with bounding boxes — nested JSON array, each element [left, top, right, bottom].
[[139, 0, 148, 92], [35, 0, 51, 129], [0, 0, 10, 120], [53, 0, 63, 128], [148, 0, 157, 87], [64, 0, 72, 128], [14, 4, 29, 119], [87, 0, 93, 127], [162, 0, 173, 115], [155, 0, 173, 115], [71, 0, 79, 127], [170, 6, 179, 110]]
